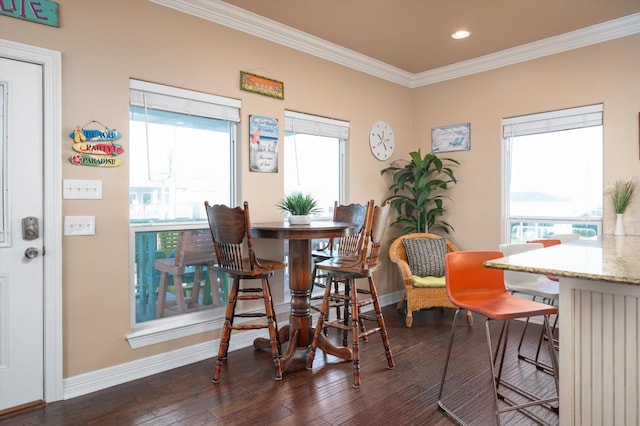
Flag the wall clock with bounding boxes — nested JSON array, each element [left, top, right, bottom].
[[369, 120, 395, 160]]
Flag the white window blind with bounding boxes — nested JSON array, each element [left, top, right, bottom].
[[284, 110, 350, 139], [503, 103, 602, 138], [130, 79, 240, 122]]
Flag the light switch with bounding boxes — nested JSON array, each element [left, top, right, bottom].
[[64, 216, 96, 236], [63, 179, 102, 199]]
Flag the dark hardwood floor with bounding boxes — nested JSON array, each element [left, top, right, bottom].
[[2, 305, 559, 425]]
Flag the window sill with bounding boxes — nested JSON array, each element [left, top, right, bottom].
[[126, 302, 291, 349]]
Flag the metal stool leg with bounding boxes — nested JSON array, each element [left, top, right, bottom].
[[493, 316, 559, 425], [439, 311, 559, 425], [437, 308, 469, 425]]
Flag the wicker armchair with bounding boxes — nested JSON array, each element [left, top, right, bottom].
[[389, 233, 473, 327]]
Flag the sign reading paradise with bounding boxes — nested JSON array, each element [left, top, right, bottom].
[[0, 0, 59, 27], [69, 153, 121, 168]]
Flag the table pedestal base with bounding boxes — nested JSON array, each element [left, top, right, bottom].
[[254, 325, 352, 372], [250, 222, 356, 375]]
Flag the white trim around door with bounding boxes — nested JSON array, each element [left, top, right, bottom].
[[0, 39, 63, 403]]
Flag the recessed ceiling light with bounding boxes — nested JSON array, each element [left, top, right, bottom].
[[452, 30, 470, 39]]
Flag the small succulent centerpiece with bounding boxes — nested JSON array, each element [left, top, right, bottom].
[[276, 192, 320, 225], [611, 178, 635, 236]]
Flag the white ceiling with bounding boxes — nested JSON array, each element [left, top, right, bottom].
[[153, 0, 640, 87]]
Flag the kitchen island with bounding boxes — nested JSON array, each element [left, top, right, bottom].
[[485, 235, 640, 425]]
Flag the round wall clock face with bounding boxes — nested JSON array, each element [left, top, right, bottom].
[[369, 120, 395, 160]]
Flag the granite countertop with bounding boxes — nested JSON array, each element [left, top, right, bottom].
[[484, 235, 640, 286]]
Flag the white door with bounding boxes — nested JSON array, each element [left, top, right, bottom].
[[0, 57, 45, 412]]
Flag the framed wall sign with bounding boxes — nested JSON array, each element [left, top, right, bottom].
[[249, 115, 279, 173], [240, 71, 284, 100], [431, 123, 471, 153]]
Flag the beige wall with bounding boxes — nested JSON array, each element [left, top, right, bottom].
[[413, 34, 640, 250], [1, 0, 638, 378], [1, 0, 411, 377]]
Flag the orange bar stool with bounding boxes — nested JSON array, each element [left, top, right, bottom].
[[527, 239, 561, 247], [438, 251, 559, 425], [499, 242, 558, 374], [527, 239, 561, 283], [526, 238, 562, 363], [527, 238, 562, 247]]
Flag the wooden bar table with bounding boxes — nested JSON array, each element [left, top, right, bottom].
[[251, 221, 356, 372]]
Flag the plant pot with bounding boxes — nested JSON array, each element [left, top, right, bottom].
[[288, 215, 311, 225], [614, 213, 626, 236]]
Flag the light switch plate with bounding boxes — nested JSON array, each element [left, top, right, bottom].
[[64, 216, 96, 236], [63, 179, 102, 199]]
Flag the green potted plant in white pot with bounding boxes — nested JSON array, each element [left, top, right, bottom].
[[611, 178, 635, 236], [276, 192, 320, 225]]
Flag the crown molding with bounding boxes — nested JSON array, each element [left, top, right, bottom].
[[412, 13, 640, 87], [151, 0, 640, 88], [150, 0, 414, 86]]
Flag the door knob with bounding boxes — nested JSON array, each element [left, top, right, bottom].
[[24, 247, 39, 259]]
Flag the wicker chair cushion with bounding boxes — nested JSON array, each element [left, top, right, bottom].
[[402, 237, 447, 277], [412, 275, 446, 288]]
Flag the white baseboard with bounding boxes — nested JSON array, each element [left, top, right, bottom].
[[63, 291, 404, 400]]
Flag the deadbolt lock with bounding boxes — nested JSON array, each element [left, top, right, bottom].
[[22, 216, 39, 240]]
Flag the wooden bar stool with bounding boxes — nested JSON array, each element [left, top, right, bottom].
[[307, 201, 395, 387], [438, 250, 559, 425], [310, 201, 368, 328], [204, 201, 286, 383]]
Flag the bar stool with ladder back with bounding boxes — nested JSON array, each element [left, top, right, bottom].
[[310, 201, 368, 328], [307, 201, 395, 387], [204, 201, 286, 383], [438, 250, 559, 425]]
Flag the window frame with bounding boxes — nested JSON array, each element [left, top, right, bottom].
[[283, 110, 349, 219], [502, 104, 604, 243], [127, 80, 241, 344], [283, 111, 349, 300]]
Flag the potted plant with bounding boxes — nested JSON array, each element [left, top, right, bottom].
[[276, 192, 320, 225], [380, 149, 459, 234], [610, 178, 635, 235]]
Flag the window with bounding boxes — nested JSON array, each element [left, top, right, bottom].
[[129, 79, 239, 324], [283, 111, 348, 299], [503, 104, 603, 242], [284, 111, 348, 218]]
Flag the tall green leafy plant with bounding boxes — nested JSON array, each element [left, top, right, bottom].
[[380, 149, 459, 234]]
